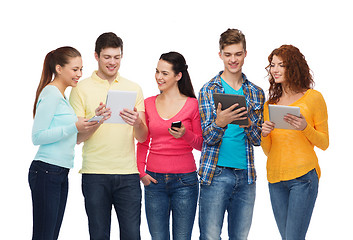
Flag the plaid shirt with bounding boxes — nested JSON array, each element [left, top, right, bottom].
[[198, 71, 265, 185]]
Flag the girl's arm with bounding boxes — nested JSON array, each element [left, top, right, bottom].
[[32, 92, 77, 145], [182, 102, 203, 151]]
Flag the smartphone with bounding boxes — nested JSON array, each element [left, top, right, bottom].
[[171, 121, 182, 129], [88, 115, 104, 122]]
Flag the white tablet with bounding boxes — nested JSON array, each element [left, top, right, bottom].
[[268, 104, 300, 130], [104, 90, 137, 124]]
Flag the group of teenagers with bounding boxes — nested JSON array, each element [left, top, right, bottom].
[[29, 29, 329, 240]]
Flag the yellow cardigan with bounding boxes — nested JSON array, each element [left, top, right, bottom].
[[261, 89, 329, 183]]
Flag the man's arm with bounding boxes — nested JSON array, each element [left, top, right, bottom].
[[242, 88, 265, 146], [199, 89, 248, 145], [199, 88, 226, 145]]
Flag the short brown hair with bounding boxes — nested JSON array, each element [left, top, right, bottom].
[[219, 28, 246, 51], [95, 32, 123, 56]]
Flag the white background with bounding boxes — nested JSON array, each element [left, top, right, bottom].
[[1, 0, 352, 239]]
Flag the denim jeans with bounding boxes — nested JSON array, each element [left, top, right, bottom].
[[269, 169, 319, 240], [28, 160, 69, 240], [82, 174, 142, 240], [144, 171, 199, 240], [199, 167, 256, 240]]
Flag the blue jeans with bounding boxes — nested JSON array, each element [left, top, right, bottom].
[[199, 167, 256, 240], [28, 160, 69, 240], [82, 174, 142, 240], [269, 169, 319, 240], [144, 171, 199, 240]]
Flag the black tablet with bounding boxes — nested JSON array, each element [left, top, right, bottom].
[[213, 93, 248, 125]]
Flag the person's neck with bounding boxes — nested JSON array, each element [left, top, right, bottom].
[[158, 86, 184, 102], [279, 84, 306, 105], [281, 83, 298, 97], [221, 70, 243, 91], [50, 78, 67, 97], [96, 70, 117, 84]]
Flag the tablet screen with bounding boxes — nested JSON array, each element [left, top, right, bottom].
[[213, 93, 248, 125], [104, 90, 137, 124], [268, 104, 300, 130]]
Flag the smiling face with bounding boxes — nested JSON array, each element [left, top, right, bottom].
[[95, 47, 122, 82], [219, 43, 247, 75], [155, 59, 181, 92], [56, 56, 82, 87], [270, 55, 286, 84]]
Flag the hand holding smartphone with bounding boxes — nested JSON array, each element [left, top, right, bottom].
[[171, 121, 182, 130], [169, 121, 185, 139], [88, 115, 104, 122]]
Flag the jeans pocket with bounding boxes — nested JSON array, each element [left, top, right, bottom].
[[144, 181, 157, 189], [213, 166, 223, 177], [179, 172, 198, 186]]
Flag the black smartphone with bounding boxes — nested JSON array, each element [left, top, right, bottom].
[[171, 121, 182, 129]]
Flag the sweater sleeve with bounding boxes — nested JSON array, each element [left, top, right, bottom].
[[261, 135, 272, 157], [182, 100, 203, 151], [136, 99, 150, 178], [301, 91, 329, 150], [260, 102, 272, 156], [32, 89, 78, 145], [136, 136, 150, 178]]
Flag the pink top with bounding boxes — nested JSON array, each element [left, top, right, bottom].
[[137, 95, 203, 178]]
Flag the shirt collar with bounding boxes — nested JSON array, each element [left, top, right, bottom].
[[213, 71, 248, 88], [91, 71, 120, 84]]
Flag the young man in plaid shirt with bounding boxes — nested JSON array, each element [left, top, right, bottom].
[[198, 28, 265, 240]]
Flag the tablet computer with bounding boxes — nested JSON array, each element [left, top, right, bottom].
[[213, 93, 248, 125], [104, 90, 137, 124], [268, 104, 300, 130]]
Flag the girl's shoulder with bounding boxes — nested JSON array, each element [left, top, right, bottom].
[[39, 85, 62, 100], [144, 95, 158, 105], [305, 89, 325, 102], [184, 97, 199, 111], [187, 97, 198, 106]]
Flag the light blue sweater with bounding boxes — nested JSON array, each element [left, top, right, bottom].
[[32, 85, 78, 169]]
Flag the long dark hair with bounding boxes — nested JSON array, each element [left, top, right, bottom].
[[266, 45, 314, 104], [33, 46, 81, 117], [159, 51, 196, 98]]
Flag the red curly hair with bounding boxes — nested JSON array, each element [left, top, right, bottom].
[[266, 45, 314, 104]]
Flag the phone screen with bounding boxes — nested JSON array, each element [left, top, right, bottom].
[[88, 115, 104, 122], [171, 121, 181, 128]]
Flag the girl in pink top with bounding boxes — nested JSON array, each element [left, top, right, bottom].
[[137, 52, 202, 239]]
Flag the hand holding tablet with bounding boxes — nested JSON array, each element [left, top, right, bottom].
[[104, 90, 137, 124], [268, 105, 303, 130], [213, 93, 248, 126]]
